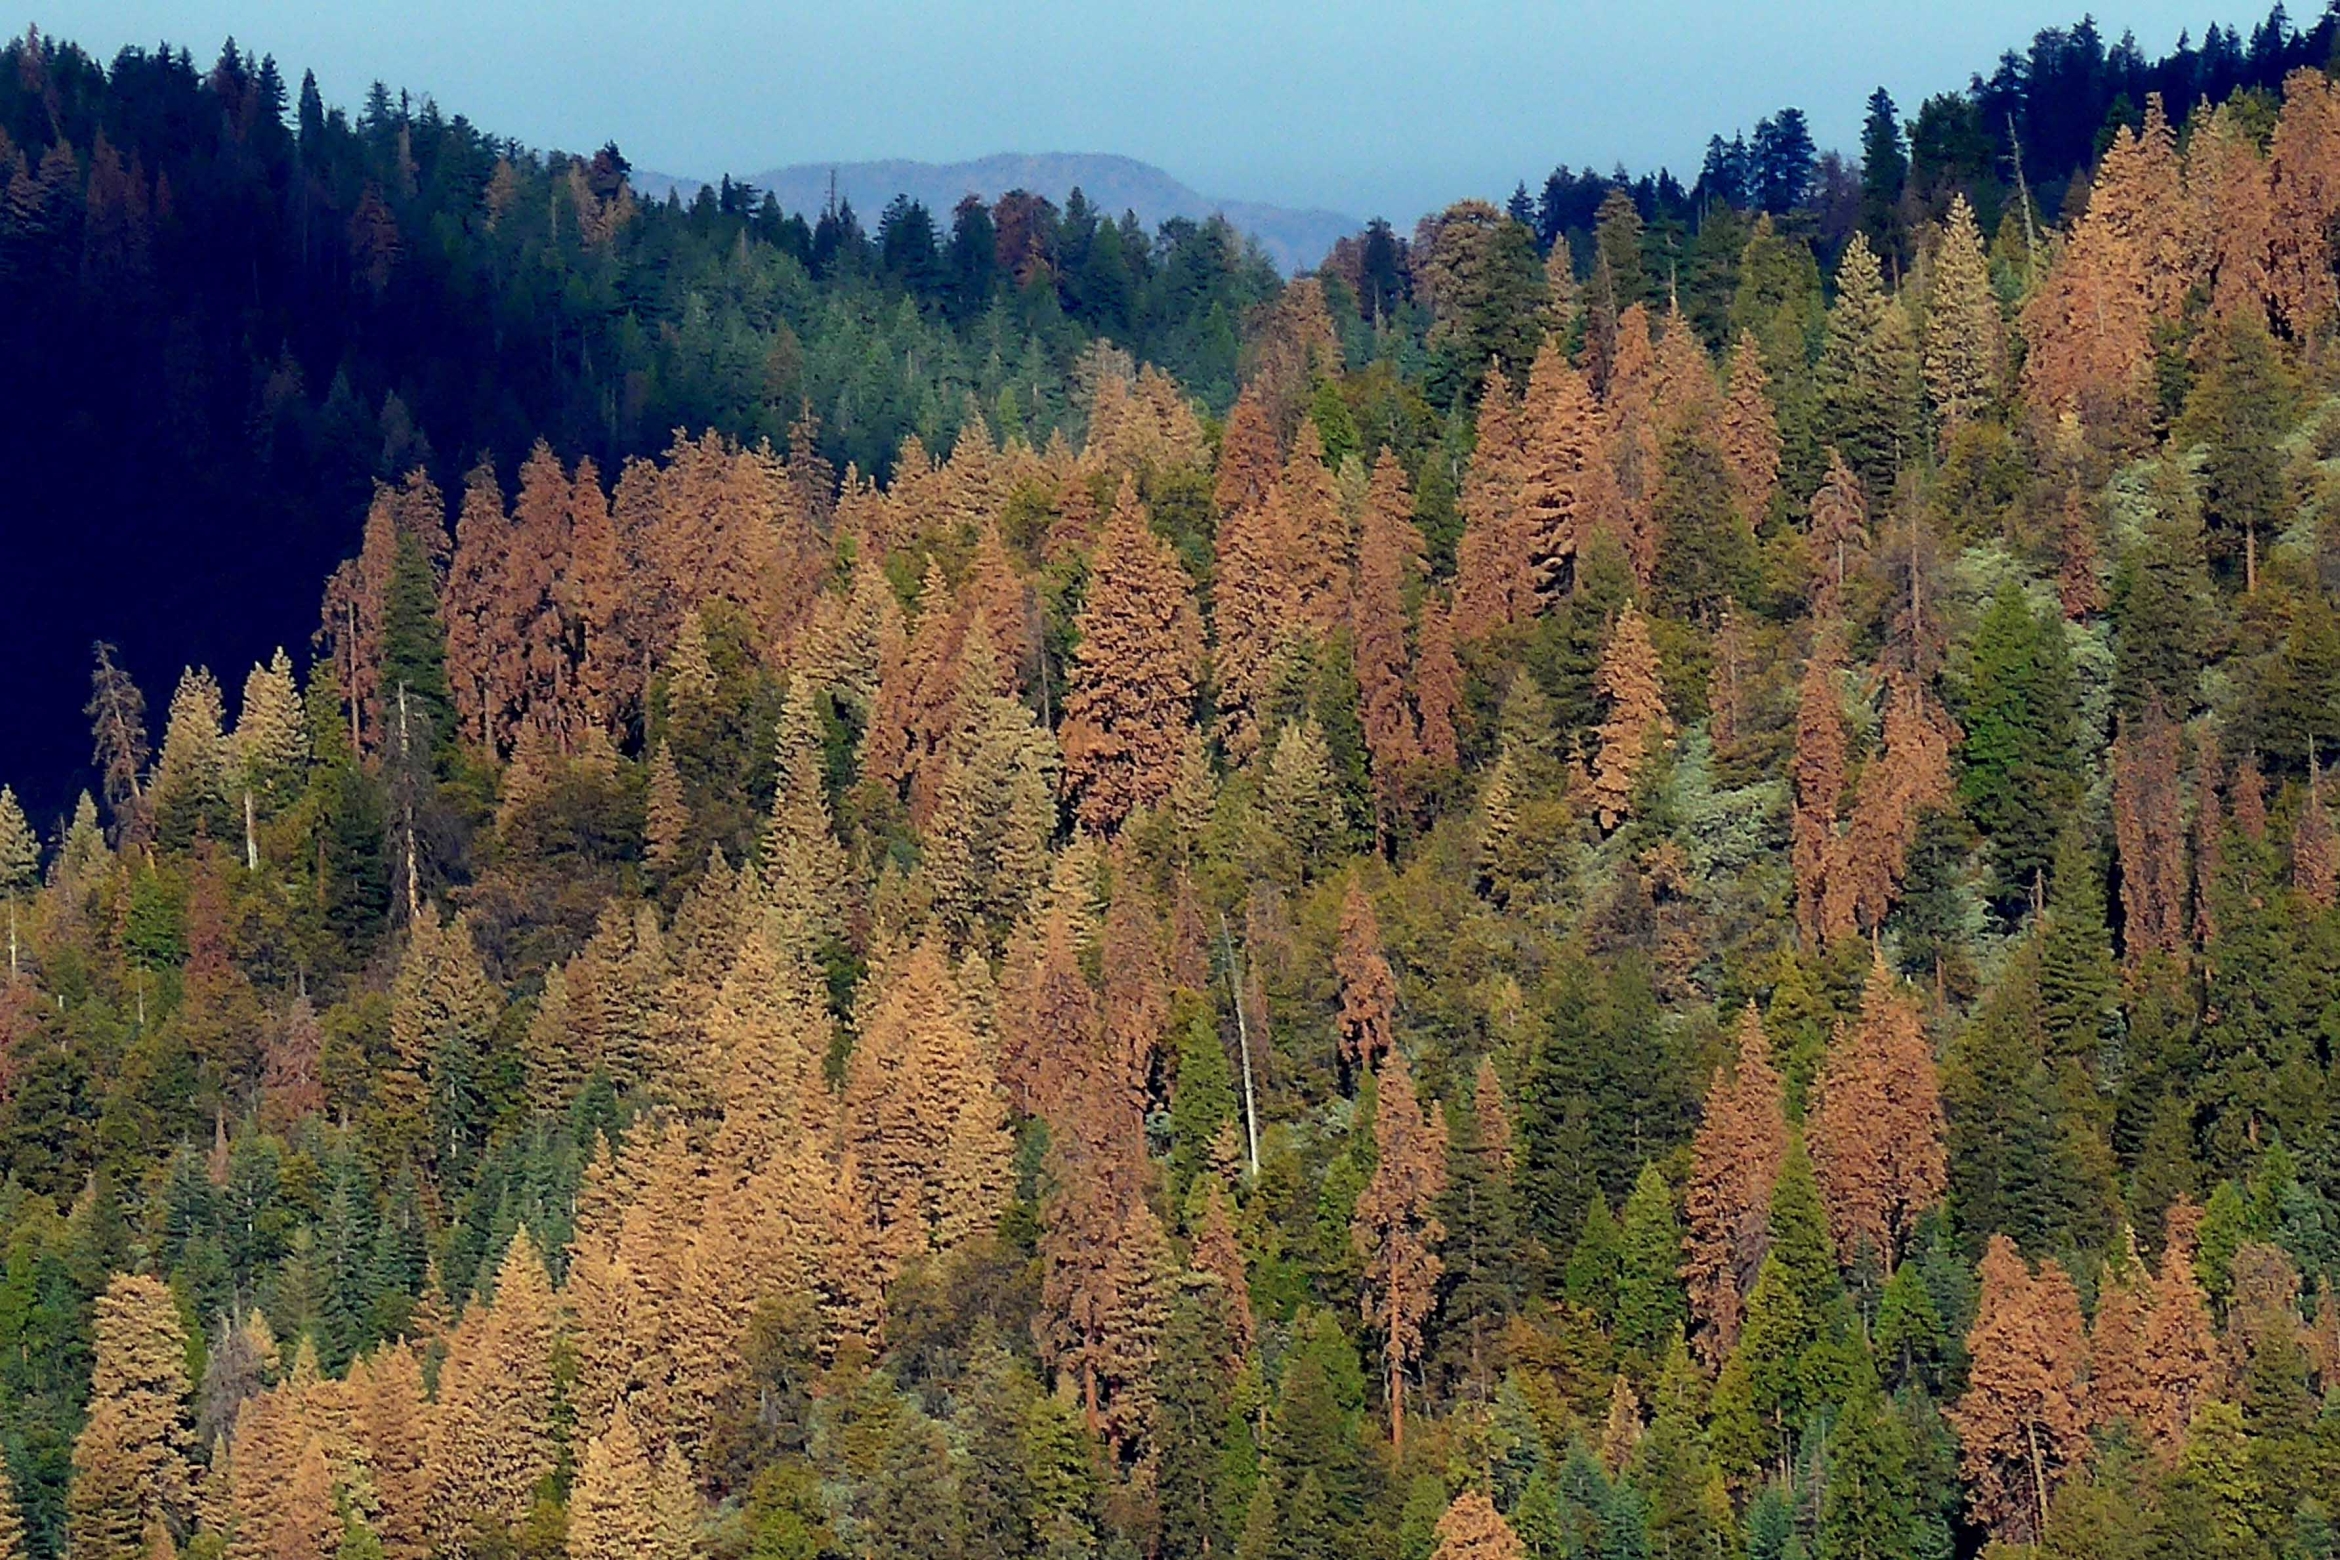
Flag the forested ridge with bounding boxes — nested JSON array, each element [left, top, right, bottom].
[[13, 10, 2340, 1560]]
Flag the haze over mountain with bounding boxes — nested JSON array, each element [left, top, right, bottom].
[[637, 152, 1361, 274]]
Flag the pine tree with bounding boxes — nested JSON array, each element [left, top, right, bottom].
[[1215, 479, 1302, 760], [444, 458, 513, 753], [1717, 333, 1782, 526], [233, 648, 309, 815], [0, 1457, 27, 1560], [1957, 580, 2080, 911], [67, 1275, 195, 1560], [1413, 593, 1463, 773], [1354, 450, 1423, 798], [0, 784, 34, 977], [2138, 1198, 2224, 1458], [1810, 953, 1946, 1271], [1062, 478, 1204, 830], [1334, 877, 1399, 1075], [1806, 452, 1868, 618], [842, 937, 1013, 1264], [1922, 195, 2003, 428], [350, 1342, 428, 1560], [1615, 1163, 1686, 1363], [1820, 672, 1955, 939], [86, 650, 152, 846], [1947, 1236, 2089, 1546], [385, 909, 500, 1172], [1263, 715, 1341, 867], [1816, 234, 1921, 499], [1216, 387, 1283, 519], [1351, 1049, 1447, 1453], [1683, 1004, 1788, 1366], [762, 674, 853, 960], [426, 1228, 560, 1537], [1792, 639, 1849, 945], [645, 738, 689, 878], [2114, 693, 2190, 964], [1588, 604, 1672, 830], [152, 666, 233, 850], [1283, 417, 1354, 640], [1521, 344, 1623, 598], [927, 670, 1058, 950], [569, 1401, 661, 1560], [2294, 759, 2338, 907], [1437, 1058, 1520, 1384], [1454, 369, 1536, 637], [1429, 1492, 1526, 1560]]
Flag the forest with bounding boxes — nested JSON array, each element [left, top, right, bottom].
[[8, 5, 2340, 1560]]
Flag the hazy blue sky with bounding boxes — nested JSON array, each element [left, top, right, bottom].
[[61, 1, 2228, 220]]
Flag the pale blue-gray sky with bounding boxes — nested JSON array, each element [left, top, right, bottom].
[[58, 1, 2229, 220]]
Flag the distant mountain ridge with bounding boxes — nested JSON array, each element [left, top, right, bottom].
[[636, 152, 1358, 275]]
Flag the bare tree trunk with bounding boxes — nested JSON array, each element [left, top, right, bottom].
[[1219, 911, 1261, 1176]]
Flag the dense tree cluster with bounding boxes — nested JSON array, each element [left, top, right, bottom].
[[16, 10, 2340, 1560]]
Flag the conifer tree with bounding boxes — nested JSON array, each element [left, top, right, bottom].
[[426, 1228, 559, 1537], [1430, 1492, 1526, 1560], [760, 675, 853, 961], [1413, 592, 1462, 773], [644, 738, 689, 878], [2019, 99, 2186, 428], [1353, 450, 1423, 797], [1215, 386, 1282, 519], [152, 666, 232, 850], [0, 785, 33, 979], [67, 1275, 195, 1560], [1521, 344, 1623, 597], [1806, 451, 1868, 618], [1792, 639, 1848, 945], [1816, 234, 1921, 498], [0, 1457, 27, 1560], [233, 648, 308, 816], [1922, 195, 2002, 428], [1351, 1049, 1446, 1452], [2294, 760, 2338, 907], [1214, 480, 1301, 760], [2089, 1243, 2155, 1433], [1820, 672, 1956, 939], [1717, 333, 1782, 526], [1810, 953, 1946, 1270], [1263, 715, 1341, 866], [1454, 369, 1536, 636], [1947, 1236, 2089, 1546], [569, 1401, 661, 1560], [444, 458, 513, 753], [1334, 877, 1399, 1075], [842, 936, 1013, 1263], [385, 909, 500, 1170], [1683, 1004, 1788, 1365], [2114, 694, 2189, 964], [1062, 478, 1204, 830], [1588, 604, 1672, 830], [350, 1342, 428, 1560], [1615, 1163, 1686, 1364], [2138, 1198, 2224, 1457], [866, 558, 964, 818], [1283, 417, 1353, 640]]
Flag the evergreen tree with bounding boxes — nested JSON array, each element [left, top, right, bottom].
[[1062, 478, 1205, 831], [1955, 581, 2079, 914], [1819, 240, 1919, 502], [1352, 1049, 1446, 1452], [1615, 1164, 1685, 1365], [67, 1275, 195, 1560]]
